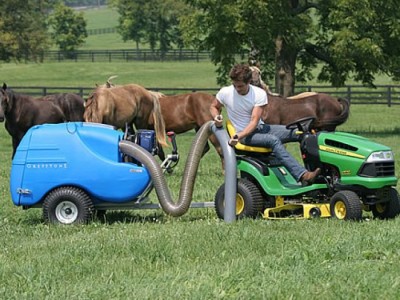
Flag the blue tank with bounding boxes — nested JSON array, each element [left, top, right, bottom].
[[10, 122, 151, 206]]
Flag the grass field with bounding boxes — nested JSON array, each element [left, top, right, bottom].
[[0, 61, 219, 89], [1, 6, 400, 299], [1, 102, 400, 299]]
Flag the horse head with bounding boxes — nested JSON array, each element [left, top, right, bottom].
[[0, 83, 10, 122], [249, 66, 279, 96], [249, 66, 263, 87]]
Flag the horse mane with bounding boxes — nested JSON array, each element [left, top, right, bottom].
[[149, 90, 165, 99], [287, 92, 318, 100]]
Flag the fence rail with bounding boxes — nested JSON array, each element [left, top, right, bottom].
[[9, 85, 400, 106], [40, 49, 211, 62]]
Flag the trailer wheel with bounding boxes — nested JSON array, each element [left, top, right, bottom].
[[372, 188, 400, 219], [43, 187, 93, 225], [215, 178, 264, 220], [330, 190, 362, 220]]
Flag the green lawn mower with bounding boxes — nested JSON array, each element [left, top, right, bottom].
[[215, 117, 400, 221]]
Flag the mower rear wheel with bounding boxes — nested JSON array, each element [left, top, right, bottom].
[[330, 190, 362, 220], [215, 178, 264, 220], [371, 188, 400, 219], [43, 186, 93, 225]]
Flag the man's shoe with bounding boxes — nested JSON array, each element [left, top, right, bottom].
[[301, 168, 321, 184]]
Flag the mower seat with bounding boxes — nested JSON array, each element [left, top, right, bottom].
[[226, 120, 272, 153]]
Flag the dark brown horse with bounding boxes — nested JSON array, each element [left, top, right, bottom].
[[263, 93, 350, 131], [0, 83, 67, 158], [83, 84, 167, 146], [41, 93, 85, 122]]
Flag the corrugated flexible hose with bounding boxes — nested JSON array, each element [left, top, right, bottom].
[[119, 121, 214, 217]]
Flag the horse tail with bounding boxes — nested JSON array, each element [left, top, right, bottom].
[[106, 75, 118, 88], [316, 97, 350, 130], [150, 93, 167, 147], [83, 93, 103, 124]]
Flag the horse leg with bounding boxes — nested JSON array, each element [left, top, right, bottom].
[[11, 136, 20, 159], [157, 144, 166, 162]]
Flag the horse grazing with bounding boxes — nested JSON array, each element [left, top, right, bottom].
[[41, 93, 85, 121], [0, 83, 67, 158], [83, 84, 167, 146], [148, 92, 222, 161], [263, 93, 350, 131]]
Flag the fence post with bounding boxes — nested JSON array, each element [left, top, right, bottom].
[[347, 86, 351, 102], [388, 86, 392, 107]]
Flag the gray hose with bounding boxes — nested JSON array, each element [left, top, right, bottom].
[[119, 121, 214, 217]]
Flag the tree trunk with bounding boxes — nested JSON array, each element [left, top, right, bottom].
[[274, 36, 297, 97]]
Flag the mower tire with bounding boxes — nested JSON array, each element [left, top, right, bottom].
[[330, 190, 362, 220], [371, 188, 400, 219], [43, 186, 94, 225], [215, 178, 264, 220]]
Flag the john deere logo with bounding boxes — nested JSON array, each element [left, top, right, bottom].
[[319, 145, 365, 159]]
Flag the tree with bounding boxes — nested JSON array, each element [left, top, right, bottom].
[[181, 0, 400, 96], [110, 0, 188, 56], [0, 0, 53, 62], [48, 3, 88, 56]]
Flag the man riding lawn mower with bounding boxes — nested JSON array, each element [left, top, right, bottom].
[[214, 117, 400, 220]]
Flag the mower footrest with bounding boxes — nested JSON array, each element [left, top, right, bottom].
[[263, 203, 331, 219]]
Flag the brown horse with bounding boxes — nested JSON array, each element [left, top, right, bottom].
[[249, 67, 350, 130], [0, 83, 68, 158], [83, 84, 167, 146], [263, 93, 350, 131], [148, 91, 349, 164], [148, 92, 222, 161]]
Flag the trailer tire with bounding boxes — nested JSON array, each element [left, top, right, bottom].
[[330, 190, 362, 220], [372, 188, 400, 219], [215, 178, 264, 220], [43, 186, 93, 225]]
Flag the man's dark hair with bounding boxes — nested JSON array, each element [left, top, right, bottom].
[[229, 63, 252, 83]]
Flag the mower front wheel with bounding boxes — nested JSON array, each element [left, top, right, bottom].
[[43, 186, 94, 225], [371, 188, 400, 219], [330, 190, 362, 220], [215, 178, 264, 220]]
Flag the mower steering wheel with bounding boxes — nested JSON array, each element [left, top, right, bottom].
[[285, 116, 316, 133]]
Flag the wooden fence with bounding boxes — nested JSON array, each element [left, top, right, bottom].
[[40, 49, 211, 62], [9, 85, 400, 106]]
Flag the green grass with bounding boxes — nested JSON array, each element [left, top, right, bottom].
[[0, 61, 219, 89], [2, 104, 400, 299], [1, 6, 400, 297], [83, 6, 119, 30]]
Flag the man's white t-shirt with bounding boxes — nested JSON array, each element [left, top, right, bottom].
[[216, 84, 267, 132]]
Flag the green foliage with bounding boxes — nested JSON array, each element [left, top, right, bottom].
[[181, 0, 400, 94], [48, 3, 88, 54], [110, 0, 188, 54], [0, 0, 52, 61]]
